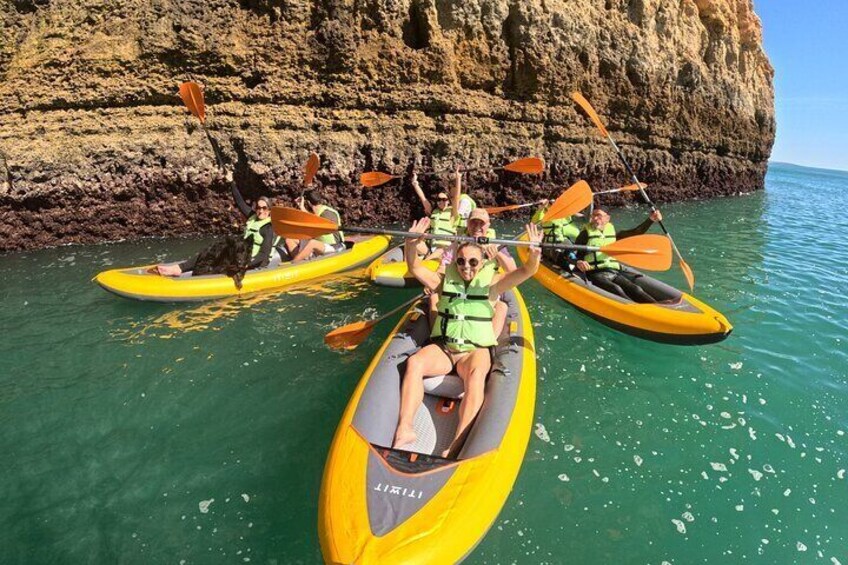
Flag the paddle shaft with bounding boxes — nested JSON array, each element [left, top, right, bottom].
[[342, 226, 623, 253], [605, 136, 687, 261], [371, 293, 426, 325]]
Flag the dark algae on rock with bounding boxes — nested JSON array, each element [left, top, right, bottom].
[[0, 0, 774, 251]]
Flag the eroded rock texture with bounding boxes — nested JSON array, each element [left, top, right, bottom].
[[0, 0, 774, 251]]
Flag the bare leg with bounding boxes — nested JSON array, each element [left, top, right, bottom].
[[443, 348, 491, 458], [491, 299, 507, 339], [292, 240, 324, 262], [393, 344, 453, 449], [284, 238, 301, 256], [156, 264, 182, 276]]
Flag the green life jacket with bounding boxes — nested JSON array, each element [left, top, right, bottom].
[[583, 223, 620, 271], [431, 262, 497, 352], [428, 207, 456, 249], [533, 207, 580, 244], [454, 194, 477, 230], [315, 205, 345, 246], [244, 216, 274, 258]]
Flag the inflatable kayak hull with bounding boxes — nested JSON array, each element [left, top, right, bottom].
[[318, 289, 536, 563], [365, 246, 438, 288], [516, 244, 731, 345], [95, 236, 390, 302]]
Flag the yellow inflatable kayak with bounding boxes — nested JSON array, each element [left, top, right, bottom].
[[365, 246, 438, 287], [95, 236, 390, 302], [318, 289, 536, 563], [515, 242, 732, 345]]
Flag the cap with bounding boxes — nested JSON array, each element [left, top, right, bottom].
[[436, 192, 449, 200], [468, 208, 490, 224]]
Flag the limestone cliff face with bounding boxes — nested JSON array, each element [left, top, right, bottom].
[[0, 0, 774, 251]]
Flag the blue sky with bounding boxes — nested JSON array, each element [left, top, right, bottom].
[[755, 1, 848, 171]]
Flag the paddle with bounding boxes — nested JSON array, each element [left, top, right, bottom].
[[572, 92, 695, 290], [485, 200, 546, 215], [303, 153, 320, 186], [270, 208, 671, 271], [325, 293, 425, 350], [360, 156, 545, 188], [593, 183, 646, 196], [179, 81, 226, 170], [542, 180, 593, 222]]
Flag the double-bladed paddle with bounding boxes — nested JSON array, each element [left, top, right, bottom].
[[572, 92, 695, 290], [324, 293, 425, 350], [360, 157, 545, 188], [593, 183, 646, 196]]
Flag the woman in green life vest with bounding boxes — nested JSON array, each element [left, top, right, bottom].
[[154, 170, 278, 277], [574, 207, 664, 303], [284, 189, 346, 262], [395, 218, 542, 458], [410, 172, 456, 258], [532, 198, 583, 263]]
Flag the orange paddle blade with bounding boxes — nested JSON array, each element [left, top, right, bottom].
[[602, 234, 672, 271], [679, 258, 695, 291], [620, 183, 645, 192], [542, 180, 593, 222], [303, 153, 320, 186], [179, 82, 205, 123], [485, 203, 532, 215], [360, 171, 398, 188], [572, 92, 608, 138], [271, 207, 337, 239], [503, 157, 545, 175], [325, 320, 376, 350]]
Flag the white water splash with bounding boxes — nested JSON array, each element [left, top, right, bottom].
[[671, 519, 686, 534], [534, 423, 551, 443], [710, 462, 728, 472], [199, 499, 214, 514]]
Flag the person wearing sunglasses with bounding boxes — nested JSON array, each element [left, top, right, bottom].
[[395, 218, 542, 458], [410, 172, 456, 257], [155, 170, 279, 276]]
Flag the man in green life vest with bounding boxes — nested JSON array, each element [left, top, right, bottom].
[[531, 198, 582, 263], [155, 170, 279, 276], [410, 172, 457, 258], [574, 207, 663, 303], [396, 218, 542, 458], [284, 189, 346, 262], [449, 169, 477, 232]]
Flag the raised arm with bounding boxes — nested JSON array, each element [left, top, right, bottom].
[[450, 169, 461, 223], [490, 224, 542, 298], [410, 173, 433, 216], [404, 218, 442, 291], [226, 170, 253, 219], [617, 210, 662, 239]]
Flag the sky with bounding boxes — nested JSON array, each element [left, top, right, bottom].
[[754, 1, 848, 171]]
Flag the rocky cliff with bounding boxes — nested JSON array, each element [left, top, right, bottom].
[[0, 0, 774, 251]]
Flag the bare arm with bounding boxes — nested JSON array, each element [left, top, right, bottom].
[[490, 224, 542, 298], [450, 169, 461, 223], [410, 173, 432, 216], [404, 218, 442, 291]]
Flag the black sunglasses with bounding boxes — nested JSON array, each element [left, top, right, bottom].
[[456, 257, 480, 268], [437, 197, 449, 202], [256, 204, 269, 210]]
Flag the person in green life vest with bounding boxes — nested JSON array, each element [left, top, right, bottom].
[[284, 189, 346, 262], [410, 172, 456, 258], [396, 218, 542, 458], [531, 198, 583, 263], [155, 170, 278, 276], [574, 207, 663, 303], [450, 168, 477, 233]]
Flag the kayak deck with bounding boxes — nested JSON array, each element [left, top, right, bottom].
[[95, 235, 390, 301], [516, 244, 732, 345], [319, 289, 536, 563]]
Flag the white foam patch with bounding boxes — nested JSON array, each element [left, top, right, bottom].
[[241, 494, 250, 503], [199, 499, 214, 514], [797, 542, 807, 552], [837, 469, 845, 480], [682, 511, 695, 523], [534, 423, 551, 443], [735, 504, 744, 511], [558, 473, 570, 482], [749, 469, 763, 481], [729, 362, 743, 370], [634, 455, 643, 467], [763, 464, 775, 474], [563, 444, 575, 452], [711, 462, 728, 472], [730, 448, 740, 460], [748, 427, 758, 441], [671, 519, 687, 534], [784, 488, 792, 496]]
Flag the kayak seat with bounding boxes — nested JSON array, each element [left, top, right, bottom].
[[423, 374, 465, 399]]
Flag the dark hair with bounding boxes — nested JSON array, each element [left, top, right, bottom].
[[303, 190, 321, 206], [456, 242, 484, 256]]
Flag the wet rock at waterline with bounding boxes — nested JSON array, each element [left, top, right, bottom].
[[0, 0, 774, 251]]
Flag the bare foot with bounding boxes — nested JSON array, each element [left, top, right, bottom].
[[156, 264, 182, 277], [392, 426, 417, 449]]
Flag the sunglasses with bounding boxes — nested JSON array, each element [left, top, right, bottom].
[[256, 204, 269, 210], [456, 257, 480, 268], [437, 197, 449, 202]]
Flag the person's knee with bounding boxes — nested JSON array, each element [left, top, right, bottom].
[[405, 354, 426, 377]]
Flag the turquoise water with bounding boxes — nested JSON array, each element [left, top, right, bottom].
[[1, 162, 846, 563]]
